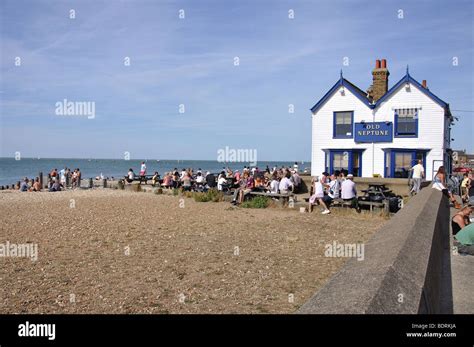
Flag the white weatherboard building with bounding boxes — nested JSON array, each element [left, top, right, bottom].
[[310, 59, 454, 179]]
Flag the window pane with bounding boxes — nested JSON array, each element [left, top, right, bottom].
[[396, 109, 417, 135], [335, 112, 352, 137], [394, 152, 412, 178], [333, 153, 348, 171]]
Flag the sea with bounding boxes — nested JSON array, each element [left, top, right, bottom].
[[0, 158, 311, 186]]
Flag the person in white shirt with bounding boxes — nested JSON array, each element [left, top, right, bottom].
[[195, 172, 205, 184], [125, 168, 135, 183], [410, 160, 425, 195], [308, 176, 330, 214], [269, 175, 280, 194], [217, 174, 227, 191], [341, 174, 360, 211], [293, 162, 299, 173], [278, 172, 293, 194]]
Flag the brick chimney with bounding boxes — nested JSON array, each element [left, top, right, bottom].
[[422, 80, 427, 89], [371, 59, 390, 102]]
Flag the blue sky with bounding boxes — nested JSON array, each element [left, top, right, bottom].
[[1, 0, 473, 161]]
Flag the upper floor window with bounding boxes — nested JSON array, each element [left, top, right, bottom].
[[333, 111, 353, 138], [395, 108, 418, 137]]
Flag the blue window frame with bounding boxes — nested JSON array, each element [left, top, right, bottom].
[[383, 149, 427, 178], [333, 111, 354, 139], [394, 109, 418, 137], [324, 149, 364, 177]]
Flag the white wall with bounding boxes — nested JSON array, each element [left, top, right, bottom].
[[311, 85, 372, 176], [311, 82, 447, 179]]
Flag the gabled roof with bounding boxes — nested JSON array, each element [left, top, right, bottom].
[[310, 73, 372, 113], [375, 71, 449, 109], [310, 69, 450, 114]]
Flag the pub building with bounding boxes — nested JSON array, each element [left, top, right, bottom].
[[310, 59, 454, 179]]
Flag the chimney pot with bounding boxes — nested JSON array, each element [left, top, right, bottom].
[[381, 59, 387, 68], [422, 80, 427, 88], [375, 60, 381, 69]]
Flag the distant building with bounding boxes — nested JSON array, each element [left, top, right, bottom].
[[310, 59, 454, 179], [452, 150, 474, 168]]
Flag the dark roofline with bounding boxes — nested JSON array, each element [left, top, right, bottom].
[[310, 75, 372, 113], [375, 72, 449, 109], [310, 71, 450, 114]]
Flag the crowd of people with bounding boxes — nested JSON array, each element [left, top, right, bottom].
[[123, 164, 304, 203], [15, 167, 83, 192]]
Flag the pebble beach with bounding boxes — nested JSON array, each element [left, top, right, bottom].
[[0, 189, 385, 313]]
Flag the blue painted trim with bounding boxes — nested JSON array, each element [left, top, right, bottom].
[[333, 111, 354, 139], [327, 149, 364, 177], [310, 78, 372, 113], [375, 73, 448, 108], [382, 148, 428, 178], [394, 110, 418, 138]]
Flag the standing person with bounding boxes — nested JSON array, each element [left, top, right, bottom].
[[309, 176, 330, 214], [341, 174, 360, 212], [76, 168, 82, 188], [59, 167, 67, 186], [410, 160, 425, 195], [432, 166, 461, 209], [461, 173, 471, 203], [140, 162, 147, 180], [265, 165, 271, 174], [293, 162, 299, 173]]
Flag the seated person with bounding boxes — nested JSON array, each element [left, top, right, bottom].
[[308, 176, 330, 214], [49, 179, 62, 192], [238, 174, 255, 203], [452, 205, 472, 235], [291, 171, 302, 194], [322, 174, 340, 208], [152, 171, 160, 187], [278, 172, 294, 195], [181, 173, 192, 191], [19, 178, 30, 192], [233, 170, 241, 187], [268, 174, 279, 194], [195, 172, 205, 184], [217, 173, 227, 191], [125, 168, 135, 184], [32, 177, 42, 192], [206, 172, 216, 188], [454, 221, 474, 256], [162, 173, 173, 188], [341, 174, 360, 212]]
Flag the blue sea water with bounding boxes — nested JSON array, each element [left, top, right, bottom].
[[0, 158, 311, 186]]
